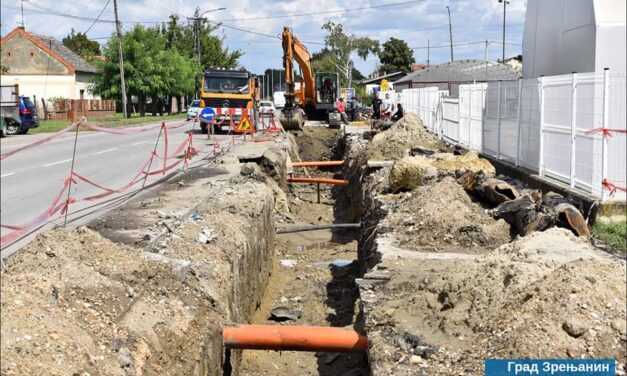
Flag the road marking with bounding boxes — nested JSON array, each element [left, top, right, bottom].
[[44, 159, 72, 167], [94, 148, 117, 155], [130, 140, 153, 146], [0, 172, 15, 178]]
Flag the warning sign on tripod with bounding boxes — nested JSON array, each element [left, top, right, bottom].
[[236, 114, 255, 134]]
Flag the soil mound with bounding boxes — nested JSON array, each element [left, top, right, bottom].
[[381, 177, 511, 252], [367, 113, 443, 161]]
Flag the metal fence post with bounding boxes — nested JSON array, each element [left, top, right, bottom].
[[601, 68, 610, 201], [570, 72, 578, 188], [516, 78, 523, 166], [497, 81, 502, 159], [538, 76, 545, 176]]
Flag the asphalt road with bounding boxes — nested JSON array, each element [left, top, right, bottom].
[[0, 119, 234, 256]]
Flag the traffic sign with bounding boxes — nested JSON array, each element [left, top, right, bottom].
[[199, 107, 216, 122], [236, 114, 255, 133]]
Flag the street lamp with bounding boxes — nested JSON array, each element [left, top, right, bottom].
[[498, 0, 509, 63], [188, 8, 227, 65]]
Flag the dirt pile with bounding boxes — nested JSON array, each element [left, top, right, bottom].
[[364, 228, 626, 375], [367, 113, 444, 161], [379, 177, 511, 253], [388, 152, 495, 191], [1, 172, 279, 376]]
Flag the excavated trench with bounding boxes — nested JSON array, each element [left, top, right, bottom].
[[239, 127, 369, 376]]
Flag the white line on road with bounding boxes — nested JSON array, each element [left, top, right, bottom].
[[44, 159, 72, 167], [130, 140, 153, 146], [94, 148, 117, 155], [0, 172, 15, 178]]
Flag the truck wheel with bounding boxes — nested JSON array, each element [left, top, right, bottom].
[[200, 123, 208, 134], [5, 119, 21, 136]]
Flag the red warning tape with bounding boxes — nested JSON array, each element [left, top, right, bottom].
[[602, 178, 627, 196], [585, 128, 627, 138], [0, 122, 78, 160]]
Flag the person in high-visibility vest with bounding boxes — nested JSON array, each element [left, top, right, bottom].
[[336, 97, 349, 125]]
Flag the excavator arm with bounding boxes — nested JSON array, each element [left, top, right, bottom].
[[282, 27, 316, 109]]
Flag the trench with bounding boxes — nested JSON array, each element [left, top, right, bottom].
[[238, 127, 369, 376]]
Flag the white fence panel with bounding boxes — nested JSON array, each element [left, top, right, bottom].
[[483, 83, 500, 157], [605, 72, 627, 201], [458, 85, 471, 147], [519, 79, 541, 170], [541, 75, 573, 182], [442, 97, 459, 143]]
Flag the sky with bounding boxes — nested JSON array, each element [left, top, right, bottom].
[[1, 0, 527, 76]]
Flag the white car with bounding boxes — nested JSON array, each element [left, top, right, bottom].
[[258, 100, 277, 117], [186, 100, 201, 120]]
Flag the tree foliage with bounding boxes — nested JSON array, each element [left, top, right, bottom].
[[162, 11, 242, 69], [62, 29, 101, 60], [90, 25, 197, 116], [90, 12, 243, 117], [378, 37, 415, 74], [319, 22, 379, 88]]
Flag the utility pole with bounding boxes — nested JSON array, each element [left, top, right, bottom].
[[113, 0, 127, 118], [271, 69, 274, 97], [20, 0, 24, 27], [446, 6, 454, 62], [427, 38, 430, 67], [498, 0, 509, 62], [187, 8, 226, 66], [484, 39, 489, 81]]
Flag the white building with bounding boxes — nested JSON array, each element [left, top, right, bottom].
[[523, 0, 626, 78], [0, 27, 100, 104]]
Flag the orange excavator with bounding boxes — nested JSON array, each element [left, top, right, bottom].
[[280, 27, 340, 130]]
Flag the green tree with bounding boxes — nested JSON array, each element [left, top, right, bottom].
[[91, 25, 197, 117], [162, 11, 242, 69], [320, 22, 379, 88], [378, 37, 415, 74], [62, 29, 101, 60]]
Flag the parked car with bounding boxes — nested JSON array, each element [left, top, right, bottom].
[[186, 100, 201, 120], [4, 96, 40, 135], [258, 100, 277, 117]]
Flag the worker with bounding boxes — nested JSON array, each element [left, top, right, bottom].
[[391, 103, 404, 121], [372, 92, 382, 120], [381, 93, 392, 119], [349, 96, 357, 121], [336, 97, 349, 125]]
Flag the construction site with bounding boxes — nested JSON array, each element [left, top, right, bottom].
[[0, 110, 625, 375], [1, 0, 627, 375]]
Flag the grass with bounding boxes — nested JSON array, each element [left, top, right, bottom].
[[30, 112, 186, 134], [592, 219, 627, 253]]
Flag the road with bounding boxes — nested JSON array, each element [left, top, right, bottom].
[[0, 119, 236, 256]]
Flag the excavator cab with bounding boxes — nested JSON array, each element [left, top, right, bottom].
[[315, 73, 339, 111]]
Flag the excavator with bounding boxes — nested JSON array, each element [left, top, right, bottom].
[[280, 27, 340, 130]]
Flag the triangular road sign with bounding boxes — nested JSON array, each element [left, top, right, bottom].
[[236, 114, 255, 133]]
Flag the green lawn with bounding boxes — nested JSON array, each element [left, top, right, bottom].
[[30, 112, 186, 134], [592, 219, 627, 254]]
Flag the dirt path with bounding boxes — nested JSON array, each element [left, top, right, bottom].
[[240, 127, 367, 375]]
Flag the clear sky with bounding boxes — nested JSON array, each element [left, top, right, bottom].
[[1, 0, 527, 76]]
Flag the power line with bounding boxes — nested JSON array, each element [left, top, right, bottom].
[[84, 0, 112, 34], [410, 41, 485, 50], [212, 0, 426, 22]]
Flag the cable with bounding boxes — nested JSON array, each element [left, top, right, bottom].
[[213, 0, 426, 22], [410, 41, 486, 49], [84, 0, 112, 34], [21, 0, 115, 23]]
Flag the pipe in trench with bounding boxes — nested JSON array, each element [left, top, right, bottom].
[[276, 223, 361, 234], [223, 325, 368, 353], [287, 177, 349, 186], [292, 160, 345, 167]]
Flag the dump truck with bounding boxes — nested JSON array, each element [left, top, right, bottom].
[[280, 27, 340, 130], [197, 68, 260, 134]]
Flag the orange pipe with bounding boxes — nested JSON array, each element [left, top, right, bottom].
[[223, 325, 368, 353], [287, 177, 349, 186], [292, 160, 345, 167]]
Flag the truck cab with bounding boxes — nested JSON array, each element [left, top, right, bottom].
[[198, 68, 259, 134]]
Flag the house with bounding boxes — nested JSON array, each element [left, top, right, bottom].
[[359, 71, 406, 97], [411, 64, 431, 72], [522, 0, 626, 78], [393, 59, 521, 96], [0, 27, 100, 107]]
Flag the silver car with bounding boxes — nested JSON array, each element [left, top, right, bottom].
[[186, 100, 201, 120]]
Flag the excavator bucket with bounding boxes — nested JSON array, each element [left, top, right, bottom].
[[279, 109, 304, 131]]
